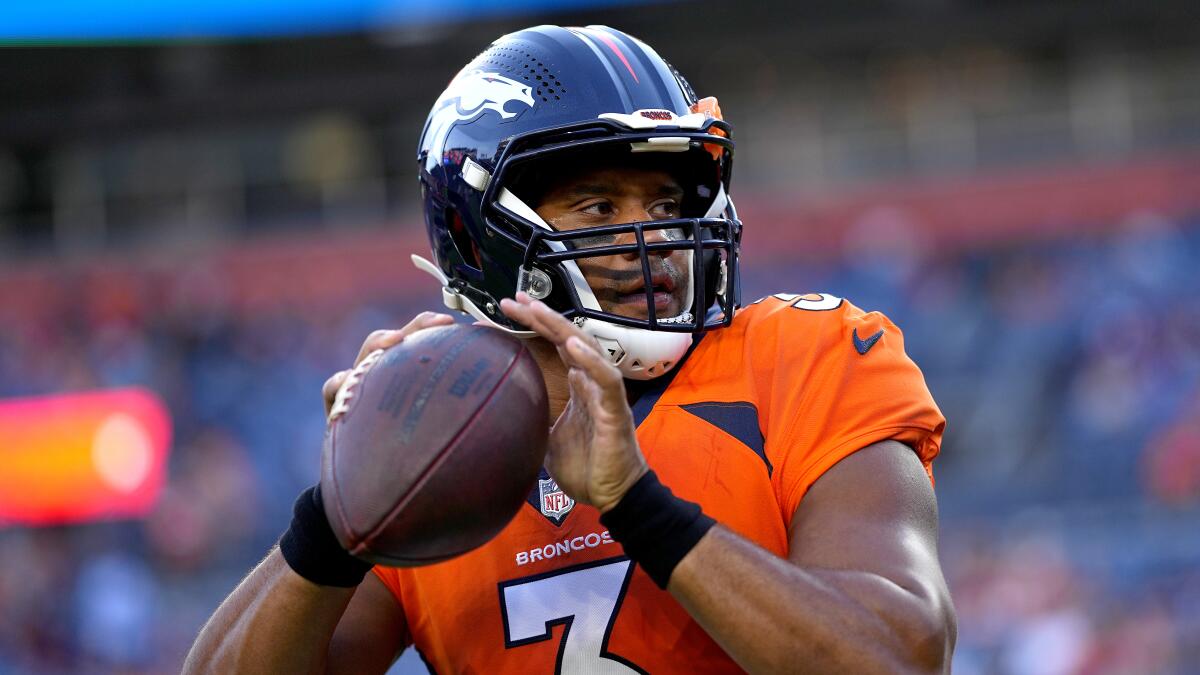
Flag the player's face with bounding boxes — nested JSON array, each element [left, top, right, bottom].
[[534, 167, 691, 322]]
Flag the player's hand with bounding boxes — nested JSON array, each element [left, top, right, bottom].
[[321, 312, 456, 418], [499, 293, 649, 513]]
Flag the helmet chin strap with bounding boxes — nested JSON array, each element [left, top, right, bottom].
[[577, 317, 694, 380], [411, 254, 536, 338]]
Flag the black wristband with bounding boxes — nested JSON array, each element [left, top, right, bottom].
[[599, 470, 716, 589], [278, 485, 372, 587]]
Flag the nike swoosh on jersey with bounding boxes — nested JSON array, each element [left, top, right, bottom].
[[852, 328, 884, 355]]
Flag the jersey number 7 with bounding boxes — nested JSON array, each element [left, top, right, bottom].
[[500, 557, 646, 674]]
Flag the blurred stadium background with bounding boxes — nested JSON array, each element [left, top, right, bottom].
[[2, 1, 1200, 673]]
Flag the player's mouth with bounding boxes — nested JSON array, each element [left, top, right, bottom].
[[615, 272, 676, 313]]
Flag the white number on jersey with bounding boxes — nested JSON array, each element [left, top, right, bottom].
[[500, 557, 645, 674], [753, 292, 844, 311]]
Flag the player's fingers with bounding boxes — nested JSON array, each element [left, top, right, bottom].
[[500, 297, 582, 348], [499, 298, 608, 374], [354, 330, 400, 366], [528, 299, 585, 344], [498, 297, 539, 332], [566, 336, 626, 411], [322, 370, 351, 416], [569, 365, 626, 431], [354, 312, 454, 366], [565, 367, 587, 402], [566, 336, 621, 384], [553, 342, 575, 370], [552, 331, 600, 373], [403, 311, 456, 336], [566, 368, 604, 424]]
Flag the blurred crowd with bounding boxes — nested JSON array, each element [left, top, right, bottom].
[[2, 209, 1199, 673], [793, 209, 1200, 674]]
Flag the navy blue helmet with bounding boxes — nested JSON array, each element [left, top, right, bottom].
[[412, 24, 741, 379]]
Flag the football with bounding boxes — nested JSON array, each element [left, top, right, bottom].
[[320, 323, 549, 566]]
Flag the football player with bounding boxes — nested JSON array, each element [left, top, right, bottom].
[[186, 25, 955, 673]]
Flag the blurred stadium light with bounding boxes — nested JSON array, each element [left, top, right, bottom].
[[0, 388, 171, 525]]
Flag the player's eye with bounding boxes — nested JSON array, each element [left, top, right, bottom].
[[649, 199, 680, 218], [578, 200, 613, 217]]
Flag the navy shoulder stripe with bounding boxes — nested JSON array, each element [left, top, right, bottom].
[[681, 401, 771, 476]]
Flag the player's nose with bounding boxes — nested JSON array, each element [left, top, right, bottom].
[[620, 225, 675, 262], [613, 205, 672, 261]]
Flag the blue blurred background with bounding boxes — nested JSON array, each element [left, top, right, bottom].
[[2, 1, 1200, 673]]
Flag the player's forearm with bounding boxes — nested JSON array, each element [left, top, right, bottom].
[[669, 525, 953, 675], [183, 546, 356, 675]]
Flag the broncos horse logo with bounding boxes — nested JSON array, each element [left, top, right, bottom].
[[425, 71, 536, 160], [445, 71, 535, 120]]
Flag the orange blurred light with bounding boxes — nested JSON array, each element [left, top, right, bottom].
[[0, 388, 171, 526]]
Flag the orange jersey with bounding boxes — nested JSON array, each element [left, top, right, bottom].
[[373, 294, 945, 673]]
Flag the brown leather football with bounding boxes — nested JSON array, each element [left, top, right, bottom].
[[320, 323, 549, 566]]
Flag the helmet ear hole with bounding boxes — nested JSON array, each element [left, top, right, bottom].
[[446, 207, 483, 272]]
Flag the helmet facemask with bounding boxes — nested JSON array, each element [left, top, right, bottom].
[[462, 126, 739, 380]]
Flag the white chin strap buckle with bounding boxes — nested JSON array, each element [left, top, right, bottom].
[[410, 254, 535, 338], [577, 316, 693, 381]]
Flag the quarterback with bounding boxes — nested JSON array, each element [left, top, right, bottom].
[[186, 25, 955, 673]]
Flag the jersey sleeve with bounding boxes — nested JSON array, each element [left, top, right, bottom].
[[746, 295, 945, 527], [370, 566, 413, 647]]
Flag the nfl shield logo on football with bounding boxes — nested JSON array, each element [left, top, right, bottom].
[[539, 477, 575, 519]]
